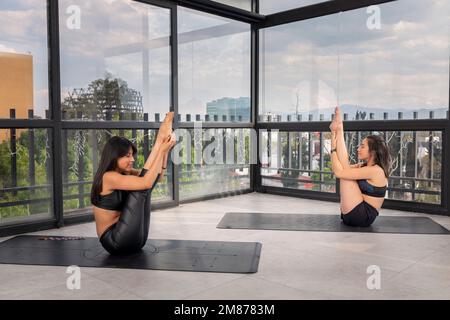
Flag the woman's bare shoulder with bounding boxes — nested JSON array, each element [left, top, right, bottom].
[[103, 170, 125, 180], [101, 171, 119, 190], [372, 165, 388, 183]]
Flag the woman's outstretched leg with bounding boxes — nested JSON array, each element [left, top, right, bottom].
[[141, 172, 160, 247], [332, 107, 351, 169], [330, 107, 363, 214]]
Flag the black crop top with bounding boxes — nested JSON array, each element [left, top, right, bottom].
[[356, 163, 387, 198], [95, 189, 128, 211], [357, 179, 387, 198], [93, 169, 159, 211]]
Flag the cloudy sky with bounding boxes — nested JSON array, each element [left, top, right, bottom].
[[260, 0, 449, 117], [260, 0, 325, 14], [1, 0, 251, 119], [0, 0, 48, 118], [1, 0, 448, 120]]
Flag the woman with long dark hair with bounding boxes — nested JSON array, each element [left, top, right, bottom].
[[330, 107, 391, 227], [90, 112, 176, 255]]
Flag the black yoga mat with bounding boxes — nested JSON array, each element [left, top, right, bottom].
[[217, 212, 450, 235], [0, 235, 261, 273]]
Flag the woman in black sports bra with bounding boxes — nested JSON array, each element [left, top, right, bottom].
[[90, 112, 176, 255], [329, 107, 391, 227]]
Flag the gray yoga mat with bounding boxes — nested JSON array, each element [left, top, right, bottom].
[[0, 235, 262, 273], [217, 212, 450, 235]]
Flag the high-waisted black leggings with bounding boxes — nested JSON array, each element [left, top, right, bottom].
[[99, 169, 160, 255]]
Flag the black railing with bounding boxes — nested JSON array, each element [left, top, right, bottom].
[[259, 116, 443, 203], [1, 107, 445, 213], [261, 166, 440, 199], [259, 110, 449, 122], [0, 167, 249, 209]]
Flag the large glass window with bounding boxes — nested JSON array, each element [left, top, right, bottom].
[[62, 129, 173, 216], [261, 129, 442, 204], [178, 7, 251, 123], [0, 0, 49, 120], [59, 0, 171, 121], [259, 0, 450, 121], [177, 128, 251, 200], [259, 13, 338, 122], [260, 130, 335, 193], [0, 128, 53, 225]]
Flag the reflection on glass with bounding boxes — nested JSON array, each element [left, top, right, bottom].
[[259, 0, 449, 121], [62, 129, 172, 216], [261, 130, 442, 204], [177, 128, 251, 200], [59, 0, 171, 121], [0, 128, 53, 225], [0, 0, 49, 120], [178, 7, 251, 123]]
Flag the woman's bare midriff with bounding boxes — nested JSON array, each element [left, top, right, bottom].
[[362, 195, 384, 211], [93, 206, 121, 238]]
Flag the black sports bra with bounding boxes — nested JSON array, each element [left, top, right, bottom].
[[95, 189, 128, 211], [356, 163, 387, 198], [357, 179, 387, 198], [93, 169, 159, 211]]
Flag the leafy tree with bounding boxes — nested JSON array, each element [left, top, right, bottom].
[[62, 73, 143, 120]]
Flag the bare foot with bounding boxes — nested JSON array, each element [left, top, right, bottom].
[[329, 119, 339, 132], [156, 112, 174, 144]]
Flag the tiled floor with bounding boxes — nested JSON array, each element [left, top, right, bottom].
[[1, 192, 450, 300]]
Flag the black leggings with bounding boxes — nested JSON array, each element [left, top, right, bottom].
[[99, 169, 160, 255]]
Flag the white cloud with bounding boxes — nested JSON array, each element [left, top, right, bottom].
[[0, 44, 17, 53], [393, 21, 424, 33]]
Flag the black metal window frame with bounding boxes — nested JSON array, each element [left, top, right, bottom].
[[0, 0, 448, 236]]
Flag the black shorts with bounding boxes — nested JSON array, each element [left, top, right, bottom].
[[341, 201, 379, 227]]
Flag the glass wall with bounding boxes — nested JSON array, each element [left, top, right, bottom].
[[0, 0, 49, 120], [259, 0, 325, 15], [62, 129, 173, 216], [261, 129, 443, 204], [59, 0, 171, 121], [0, 0, 53, 228], [178, 7, 251, 123], [259, 0, 450, 122], [177, 128, 251, 200], [0, 128, 53, 225], [260, 130, 335, 193], [1, 0, 448, 234]]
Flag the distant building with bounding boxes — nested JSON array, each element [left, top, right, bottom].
[[0, 52, 34, 142], [206, 97, 250, 121]]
